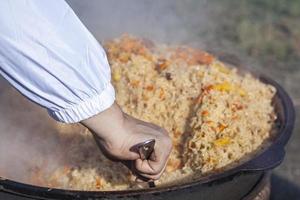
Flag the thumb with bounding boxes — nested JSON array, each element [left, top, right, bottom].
[[121, 150, 140, 160]]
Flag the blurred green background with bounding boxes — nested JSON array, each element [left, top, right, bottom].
[[207, 1, 300, 198]]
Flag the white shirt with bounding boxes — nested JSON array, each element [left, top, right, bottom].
[[0, 0, 115, 123]]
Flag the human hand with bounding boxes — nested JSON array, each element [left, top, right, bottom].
[[81, 102, 172, 180]]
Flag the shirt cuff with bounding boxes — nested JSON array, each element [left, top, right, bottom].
[[48, 83, 115, 123]]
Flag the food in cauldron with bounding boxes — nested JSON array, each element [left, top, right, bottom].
[[28, 35, 276, 191]]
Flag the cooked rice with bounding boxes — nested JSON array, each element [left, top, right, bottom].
[[33, 35, 276, 190]]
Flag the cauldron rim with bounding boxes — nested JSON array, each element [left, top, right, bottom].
[[0, 73, 295, 199]]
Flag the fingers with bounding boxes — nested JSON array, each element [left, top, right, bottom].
[[134, 161, 167, 180], [135, 159, 160, 175], [133, 134, 172, 180], [118, 150, 141, 160]]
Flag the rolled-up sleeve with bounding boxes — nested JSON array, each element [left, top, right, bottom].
[[0, 0, 115, 123]]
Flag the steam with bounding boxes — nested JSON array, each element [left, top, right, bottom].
[[0, 0, 262, 186], [66, 0, 262, 71], [66, 0, 210, 46], [1, 0, 216, 185], [0, 77, 64, 183]]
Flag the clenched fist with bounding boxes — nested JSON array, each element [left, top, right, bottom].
[[81, 102, 172, 180]]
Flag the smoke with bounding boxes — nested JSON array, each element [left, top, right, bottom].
[[66, 0, 210, 46], [0, 0, 263, 186], [0, 77, 64, 183], [66, 0, 262, 71], [0, 0, 218, 186]]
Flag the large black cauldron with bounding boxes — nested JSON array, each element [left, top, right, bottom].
[[0, 74, 295, 200]]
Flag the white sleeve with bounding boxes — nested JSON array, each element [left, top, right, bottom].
[[0, 0, 115, 123]]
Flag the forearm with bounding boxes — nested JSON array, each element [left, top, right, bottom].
[[81, 102, 125, 146]]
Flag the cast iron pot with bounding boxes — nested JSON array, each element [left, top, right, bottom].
[[0, 75, 295, 200]]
